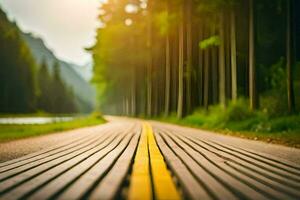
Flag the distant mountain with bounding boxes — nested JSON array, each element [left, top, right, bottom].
[[21, 32, 96, 112], [69, 62, 93, 82]]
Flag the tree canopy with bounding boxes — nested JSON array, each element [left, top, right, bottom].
[[92, 0, 300, 118]]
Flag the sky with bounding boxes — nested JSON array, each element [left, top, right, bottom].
[[0, 0, 101, 65]]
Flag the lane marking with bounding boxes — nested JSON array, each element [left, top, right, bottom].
[[128, 122, 152, 200], [128, 122, 181, 200]]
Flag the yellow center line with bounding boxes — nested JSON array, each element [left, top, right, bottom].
[[128, 122, 152, 200], [128, 122, 181, 200]]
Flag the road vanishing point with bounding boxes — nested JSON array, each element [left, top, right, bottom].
[[0, 117, 300, 200]]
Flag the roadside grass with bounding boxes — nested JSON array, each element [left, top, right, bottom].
[[156, 99, 300, 148], [0, 112, 77, 118], [0, 112, 106, 142]]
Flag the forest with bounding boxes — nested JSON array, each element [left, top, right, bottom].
[[92, 0, 300, 137], [0, 9, 77, 114]]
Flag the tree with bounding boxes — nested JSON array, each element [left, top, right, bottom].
[[91, 0, 299, 118], [37, 60, 53, 112], [230, 4, 238, 101], [219, 11, 227, 108], [286, 0, 295, 113], [249, 0, 259, 110], [0, 9, 37, 113], [164, 1, 171, 117], [177, 2, 184, 118], [49, 62, 77, 113]]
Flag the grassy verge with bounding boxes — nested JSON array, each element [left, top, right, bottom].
[[0, 113, 106, 142], [0, 113, 78, 118], [155, 99, 300, 148]]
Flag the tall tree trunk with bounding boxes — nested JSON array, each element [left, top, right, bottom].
[[198, 23, 204, 107], [211, 18, 218, 104], [225, 13, 232, 100], [219, 12, 226, 108], [171, 27, 179, 112], [286, 0, 295, 113], [131, 66, 136, 116], [164, 3, 171, 117], [212, 46, 219, 104], [125, 96, 129, 116], [249, 0, 259, 110], [185, 0, 192, 114], [204, 47, 210, 110], [164, 33, 171, 117], [146, 7, 153, 117], [230, 9, 238, 101], [177, 8, 184, 119]]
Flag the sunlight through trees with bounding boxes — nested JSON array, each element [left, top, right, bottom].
[[91, 0, 300, 118]]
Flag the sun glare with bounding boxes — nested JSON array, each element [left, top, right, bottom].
[[125, 18, 133, 26], [125, 4, 138, 14]]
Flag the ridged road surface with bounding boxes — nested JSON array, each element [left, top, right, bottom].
[[0, 118, 299, 200]]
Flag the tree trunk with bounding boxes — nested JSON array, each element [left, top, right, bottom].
[[204, 47, 210, 110], [212, 46, 219, 104], [249, 0, 259, 110], [171, 26, 179, 113], [286, 0, 295, 113], [211, 18, 218, 104], [198, 23, 204, 107], [225, 13, 232, 100], [230, 9, 238, 101], [164, 3, 171, 117], [219, 12, 226, 108], [131, 66, 136, 116], [146, 7, 152, 117], [185, 0, 192, 114], [164, 34, 171, 117], [177, 8, 184, 119]]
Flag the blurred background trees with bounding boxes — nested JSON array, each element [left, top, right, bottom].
[[1, 0, 299, 119], [0, 9, 78, 114], [91, 0, 300, 118]]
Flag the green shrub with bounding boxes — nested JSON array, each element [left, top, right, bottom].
[[91, 111, 105, 120], [260, 93, 288, 117], [223, 99, 258, 122], [161, 98, 300, 135], [268, 115, 300, 132]]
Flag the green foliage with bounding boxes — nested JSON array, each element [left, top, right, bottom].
[[160, 99, 300, 147], [0, 115, 106, 142], [263, 58, 286, 91], [37, 60, 52, 111], [0, 8, 78, 114], [37, 61, 78, 114], [170, 98, 299, 134], [90, 111, 104, 119], [154, 11, 177, 36], [92, 0, 300, 122], [199, 35, 221, 49], [223, 99, 259, 121], [0, 9, 37, 113], [0, 7, 77, 113], [155, 11, 169, 35], [260, 95, 288, 117], [92, 2, 148, 114], [181, 99, 263, 130], [259, 58, 289, 117]]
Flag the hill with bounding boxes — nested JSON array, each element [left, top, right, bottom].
[[21, 33, 96, 112]]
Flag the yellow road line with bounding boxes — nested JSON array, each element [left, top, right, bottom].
[[128, 122, 181, 200], [128, 122, 152, 200]]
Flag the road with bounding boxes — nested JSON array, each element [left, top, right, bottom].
[[0, 118, 299, 200]]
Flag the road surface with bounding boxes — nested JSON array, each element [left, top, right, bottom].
[[0, 118, 299, 200]]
